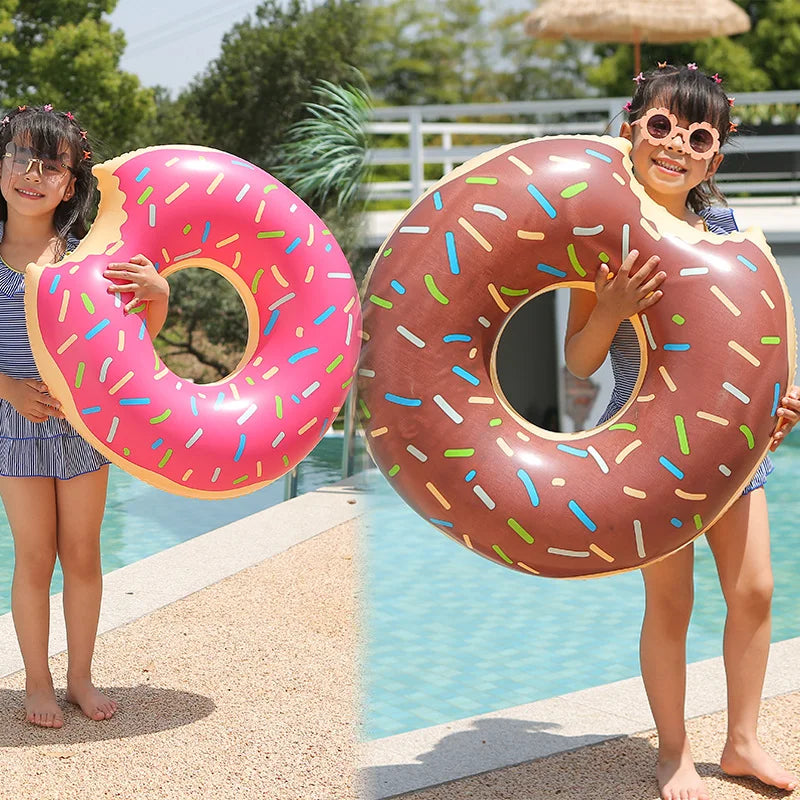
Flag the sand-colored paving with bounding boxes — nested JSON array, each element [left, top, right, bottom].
[[0, 519, 359, 800], [397, 691, 799, 800]]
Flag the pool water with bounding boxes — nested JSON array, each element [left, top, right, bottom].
[[0, 434, 353, 616], [362, 440, 800, 740]]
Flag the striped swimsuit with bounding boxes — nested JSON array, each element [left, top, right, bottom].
[[597, 206, 773, 495], [0, 224, 109, 479]]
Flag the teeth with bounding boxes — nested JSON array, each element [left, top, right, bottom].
[[655, 159, 685, 173]]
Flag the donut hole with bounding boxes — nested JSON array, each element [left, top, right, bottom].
[[154, 267, 249, 385], [493, 286, 642, 434]]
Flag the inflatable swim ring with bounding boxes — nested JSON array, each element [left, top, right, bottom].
[[358, 135, 795, 578], [25, 145, 361, 498]]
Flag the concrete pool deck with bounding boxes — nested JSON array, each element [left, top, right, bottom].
[[0, 476, 366, 800]]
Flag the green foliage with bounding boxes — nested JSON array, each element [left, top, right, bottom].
[[0, 1, 155, 156]]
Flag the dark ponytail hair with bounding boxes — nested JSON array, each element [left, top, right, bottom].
[[0, 105, 96, 258], [623, 64, 733, 212]]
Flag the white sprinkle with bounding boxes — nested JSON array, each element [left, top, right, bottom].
[[473, 484, 496, 509], [573, 225, 604, 236], [301, 381, 320, 398], [175, 248, 202, 262], [433, 394, 463, 424], [235, 183, 251, 202], [496, 437, 514, 457], [719, 464, 732, 477], [346, 313, 353, 346], [106, 416, 119, 444], [237, 404, 258, 425], [641, 314, 656, 350], [99, 357, 113, 383], [397, 325, 426, 348], [478, 316, 491, 328], [587, 445, 609, 474], [211, 467, 221, 483], [358, 368, 375, 378], [186, 428, 204, 448], [622, 223, 630, 260], [473, 203, 507, 220], [722, 381, 750, 404], [148, 203, 156, 228], [634, 519, 645, 558], [399, 226, 430, 234], [269, 292, 296, 311], [289, 203, 298, 212], [680, 267, 709, 276], [407, 444, 428, 462], [547, 547, 590, 558], [272, 431, 286, 448], [326, 272, 350, 279]]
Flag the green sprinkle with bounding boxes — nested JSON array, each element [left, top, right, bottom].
[[129, 304, 146, 314], [264, 184, 277, 194], [75, 361, 85, 389], [383, 248, 393, 257], [326, 354, 343, 373], [232, 474, 249, 485], [609, 423, 637, 432], [761, 336, 781, 345], [245, 377, 255, 386], [182, 223, 192, 235], [359, 398, 371, 420], [282, 455, 289, 467], [598, 252, 610, 263], [158, 448, 173, 468], [275, 395, 283, 419], [251, 268, 264, 294], [257, 230, 286, 239], [322, 229, 331, 235], [500, 287, 530, 296], [388, 464, 400, 477], [80, 293, 95, 314], [137, 186, 153, 205], [672, 314, 686, 325], [739, 423, 755, 450], [489, 418, 502, 427], [561, 181, 588, 199], [369, 294, 393, 309], [444, 448, 475, 458], [424, 274, 449, 304], [492, 544, 513, 564], [466, 177, 498, 185], [341, 376, 353, 389], [675, 415, 690, 455], [567, 243, 587, 277], [508, 518, 534, 544], [149, 409, 172, 424], [123, 447, 130, 456], [694, 513, 703, 531]]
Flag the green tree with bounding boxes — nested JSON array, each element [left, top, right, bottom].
[[0, 0, 155, 155]]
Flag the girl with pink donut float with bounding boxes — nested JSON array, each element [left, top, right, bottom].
[[0, 105, 169, 728]]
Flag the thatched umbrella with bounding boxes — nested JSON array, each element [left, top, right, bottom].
[[525, 0, 751, 75]]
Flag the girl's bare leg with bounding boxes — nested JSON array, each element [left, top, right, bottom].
[[706, 488, 797, 791], [0, 476, 62, 728], [640, 543, 708, 800], [56, 466, 116, 721]]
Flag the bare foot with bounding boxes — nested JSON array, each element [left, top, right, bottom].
[[721, 739, 798, 792], [657, 749, 709, 800], [65, 677, 117, 721], [24, 685, 64, 728]]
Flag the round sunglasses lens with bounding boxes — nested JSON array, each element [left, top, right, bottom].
[[689, 129, 713, 153], [646, 114, 672, 139]]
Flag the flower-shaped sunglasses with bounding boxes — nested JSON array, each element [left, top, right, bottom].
[[632, 107, 721, 161]]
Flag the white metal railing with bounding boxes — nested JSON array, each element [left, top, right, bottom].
[[366, 91, 800, 203]]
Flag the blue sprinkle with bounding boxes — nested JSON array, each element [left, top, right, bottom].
[[263, 309, 280, 336], [430, 518, 453, 527], [557, 444, 589, 458], [538, 263, 567, 278], [85, 319, 111, 340], [517, 468, 540, 507], [313, 305, 336, 325], [138, 320, 147, 340], [291, 394, 301, 404], [214, 392, 225, 409], [151, 438, 164, 450], [465, 470, 477, 482], [445, 231, 460, 275], [527, 184, 557, 218], [201, 221, 211, 243], [443, 334, 472, 343], [288, 347, 319, 364], [319, 418, 329, 437], [737, 254, 757, 272], [119, 398, 151, 406], [390, 280, 406, 294], [135, 167, 150, 182], [384, 393, 422, 407], [569, 499, 597, 532], [433, 191, 443, 210], [81, 406, 102, 414], [48, 274, 61, 294], [285, 236, 302, 254], [585, 148, 612, 163], [190, 396, 198, 416], [452, 365, 480, 386], [659, 456, 685, 480], [231, 159, 256, 169], [670, 517, 683, 528], [234, 434, 246, 462], [325, 243, 332, 252], [663, 343, 690, 351], [772, 383, 781, 417]]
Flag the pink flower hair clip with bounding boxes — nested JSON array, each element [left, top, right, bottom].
[[687, 63, 698, 70], [1, 117, 8, 127], [623, 101, 633, 112], [79, 129, 88, 140], [65, 111, 75, 121], [728, 96, 735, 108], [634, 72, 645, 84], [711, 73, 722, 84], [82, 149, 92, 161], [43, 103, 53, 112]]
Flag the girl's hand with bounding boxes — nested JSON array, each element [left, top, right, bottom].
[[104, 254, 170, 314], [5, 378, 63, 424], [770, 384, 800, 451], [594, 249, 666, 324]]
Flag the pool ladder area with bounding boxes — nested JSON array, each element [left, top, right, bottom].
[[282, 389, 365, 500]]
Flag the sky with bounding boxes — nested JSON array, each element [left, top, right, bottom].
[[107, 0, 531, 95]]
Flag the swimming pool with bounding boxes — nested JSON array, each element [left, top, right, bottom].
[[362, 439, 800, 740], [0, 434, 353, 615]]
